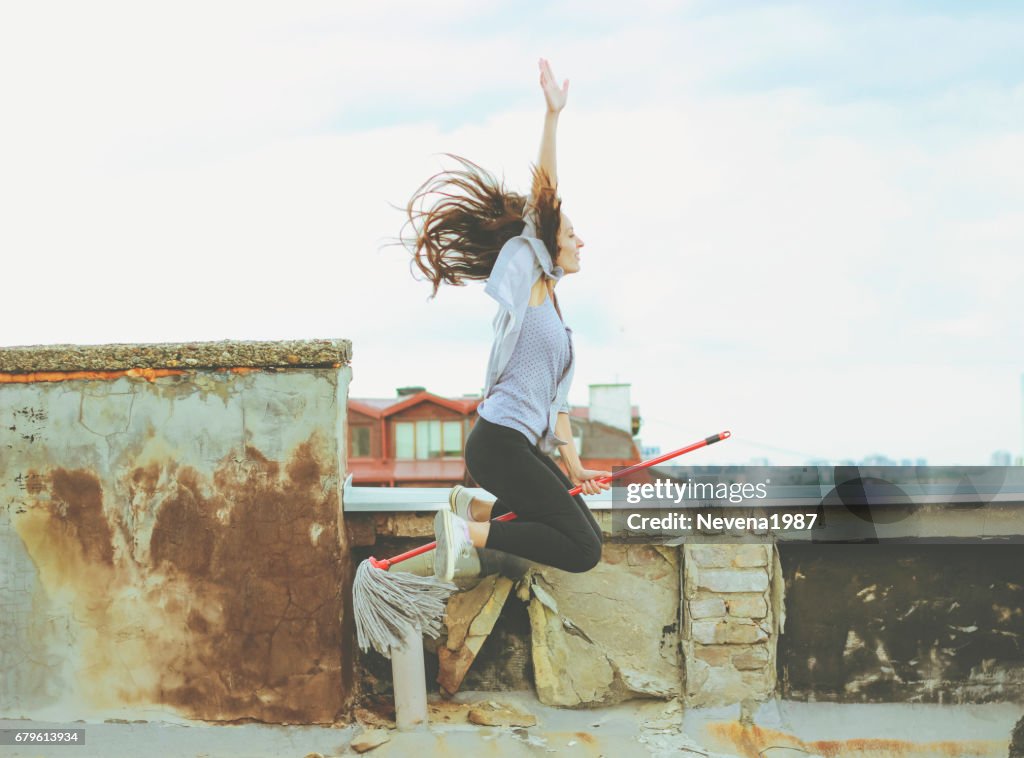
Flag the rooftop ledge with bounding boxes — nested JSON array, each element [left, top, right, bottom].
[[343, 480, 614, 512], [342, 480, 1024, 513], [0, 338, 352, 373]]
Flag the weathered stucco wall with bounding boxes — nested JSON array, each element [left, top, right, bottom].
[[0, 340, 354, 724], [778, 543, 1024, 703]]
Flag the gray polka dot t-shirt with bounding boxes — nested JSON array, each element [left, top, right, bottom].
[[477, 294, 573, 446]]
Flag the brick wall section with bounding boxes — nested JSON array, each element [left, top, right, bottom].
[[682, 543, 782, 706]]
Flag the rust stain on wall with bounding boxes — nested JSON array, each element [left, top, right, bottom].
[[49, 470, 117, 566], [0, 368, 188, 384], [0, 367, 263, 384], [705, 722, 1005, 757], [12, 433, 348, 724]]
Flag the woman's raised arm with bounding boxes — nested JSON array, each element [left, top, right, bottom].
[[535, 58, 568, 192]]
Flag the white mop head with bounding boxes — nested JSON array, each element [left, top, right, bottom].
[[353, 559, 457, 658]]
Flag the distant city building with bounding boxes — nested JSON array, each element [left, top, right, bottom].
[[860, 454, 898, 466], [585, 384, 634, 436], [806, 457, 927, 467], [566, 384, 643, 472], [991, 450, 1013, 467], [640, 445, 662, 460]]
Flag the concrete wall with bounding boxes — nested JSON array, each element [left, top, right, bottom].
[[6, 339, 1020, 719], [0, 340, 354, 724], [352, 510, 1024, 711]]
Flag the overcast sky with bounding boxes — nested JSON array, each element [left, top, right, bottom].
[[1, 1, 1021, 464]]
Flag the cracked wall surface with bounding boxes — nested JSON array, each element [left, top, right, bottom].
[[0, 362, 354, 724], [525, 543, 682, 707]]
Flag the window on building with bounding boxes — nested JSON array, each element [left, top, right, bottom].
[[350, 426, 371, 457], [395, 422, 415, 459], [443, 421, 461, 457], [394, 419, 465, 460]]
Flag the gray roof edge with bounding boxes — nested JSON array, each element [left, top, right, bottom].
[[0, 338, 353, 373]]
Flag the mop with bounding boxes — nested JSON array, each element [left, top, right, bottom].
[[353, 430, 731, 657]]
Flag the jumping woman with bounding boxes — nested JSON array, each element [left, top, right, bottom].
[[403, 59, 611, 582]]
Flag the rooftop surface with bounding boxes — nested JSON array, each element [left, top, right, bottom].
[[1, 695, 1018, 757]]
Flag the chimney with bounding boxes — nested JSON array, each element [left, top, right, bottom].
[[396, 386, 426, 397], [589, 383, 632, 435]]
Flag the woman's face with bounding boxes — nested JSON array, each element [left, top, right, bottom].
[[554, 213, 585, 275]]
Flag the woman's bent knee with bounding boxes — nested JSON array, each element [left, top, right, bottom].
[[562, 534, 602, 573]]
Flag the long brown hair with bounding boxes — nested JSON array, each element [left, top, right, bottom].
[[401, 154, 562, 297]]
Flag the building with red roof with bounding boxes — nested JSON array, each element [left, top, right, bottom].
[[347, 384, 642, 487]]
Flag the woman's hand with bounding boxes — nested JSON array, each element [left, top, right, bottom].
[[570, 467, 612, 496], [539, 58, 568, 114]]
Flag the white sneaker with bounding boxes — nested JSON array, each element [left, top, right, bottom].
[[434, 509, 473, 582], [449, 485, 477, 522]]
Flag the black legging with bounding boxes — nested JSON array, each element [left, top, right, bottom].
[[464, 416, 603, 573]]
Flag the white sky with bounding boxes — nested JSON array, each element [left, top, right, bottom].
[[1, 1, 1021, 464]]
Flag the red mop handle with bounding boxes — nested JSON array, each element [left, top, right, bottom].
[[368, 430, 731, 570]]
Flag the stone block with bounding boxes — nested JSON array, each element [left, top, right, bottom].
[[529, 596, 615, 706], [445, 575, 500, 651], [379, 513, 433, 539], [468, 700, 537, 727], [688, 545, 733, 567], [602, 543, 627, 565], [691, 620, 720, 645], [694, 644, 732, 667], [696, 568, 769, 593], [740, 668, 774, 698], [525, 544, 680, 707], [467, 577, 514, 642], [684, 658, 710, 697], [725, 595, 768, 619], [691, 619, 767, 645], [438, 575, 513, 695], [725, 620, 769, 644], [627, 544, 664, 566], [689, 597, 726, 619], [731, 645, 770, 670], [437, 646, 475, 695], [733, 543, 770, 567], [686, 661, 745, 706], [345, 515, 376, 547]]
